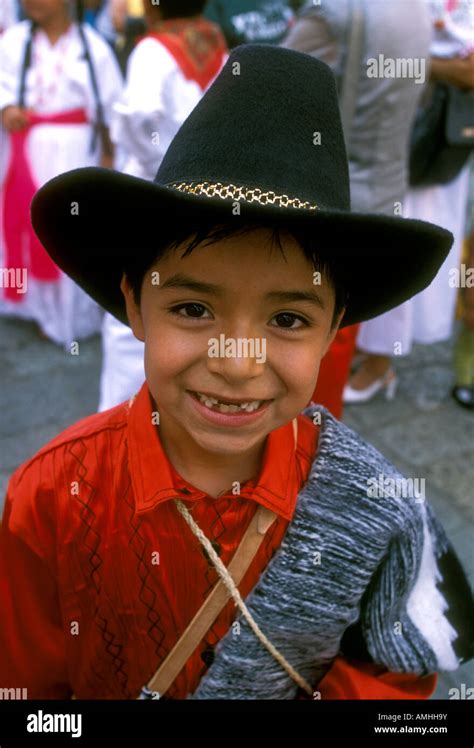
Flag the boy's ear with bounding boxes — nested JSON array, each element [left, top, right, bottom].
[[120, 274, 145, 342], [321, 307, 346, 358]]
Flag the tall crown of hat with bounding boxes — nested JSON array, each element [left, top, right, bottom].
[[155, 44, 351, 213]]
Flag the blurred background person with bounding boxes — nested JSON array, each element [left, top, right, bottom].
[[98, 0, 227, 410], [0, 0, 122, 347], [282, 0, 432, 415], [346, 0, 474, 403]]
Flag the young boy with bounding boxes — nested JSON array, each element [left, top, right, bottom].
[[1, 44, 472, 700], [0, 0, 123, 346]]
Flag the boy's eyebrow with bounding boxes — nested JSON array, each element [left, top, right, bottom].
[[265, 290, 326, 310], [159, 274, 226, 296], [159, 274, 325, 309]]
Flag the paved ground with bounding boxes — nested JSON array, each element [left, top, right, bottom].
[[0, 315, 472, 700]]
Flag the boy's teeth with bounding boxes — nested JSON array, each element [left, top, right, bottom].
[[195, 392, 262, 413]]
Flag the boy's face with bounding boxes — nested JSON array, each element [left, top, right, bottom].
[[122, 227, 343, 460]]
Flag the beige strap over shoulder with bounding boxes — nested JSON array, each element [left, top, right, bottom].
[[141, 501, 278, 699]]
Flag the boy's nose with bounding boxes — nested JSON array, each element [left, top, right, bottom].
[[205, 333, 266, 383], [207, 355, 265, 383]]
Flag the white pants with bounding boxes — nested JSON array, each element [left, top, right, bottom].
[[98, 312, 145, 411], [357, 163, 471, 356]]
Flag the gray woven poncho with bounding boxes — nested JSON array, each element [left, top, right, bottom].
[[190, 405, 473, 699]]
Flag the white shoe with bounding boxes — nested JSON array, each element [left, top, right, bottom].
[[343, 369, 398, 404]]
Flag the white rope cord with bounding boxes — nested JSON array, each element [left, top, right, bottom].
[[174, 498, 314, 697]]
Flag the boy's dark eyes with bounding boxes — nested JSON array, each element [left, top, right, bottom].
[[168, 304, 310, 330], [170, 302, 208, 318], [271, 312, 308, 330]]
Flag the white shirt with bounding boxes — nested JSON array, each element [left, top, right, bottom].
[[111, 37, 226, 180], [0, 20, 122, 121]]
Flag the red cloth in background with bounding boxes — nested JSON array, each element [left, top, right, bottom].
[[2, 108, 89, 299], [312, 325, 359, 418], [140, 16, 227, 91], [318, 656, 438, 699]]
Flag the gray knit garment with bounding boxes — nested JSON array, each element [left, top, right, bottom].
[[190, 405, 473, 699]]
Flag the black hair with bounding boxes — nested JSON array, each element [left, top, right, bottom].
[[123, 220, 349, 329], [148, 0, 207, 19]]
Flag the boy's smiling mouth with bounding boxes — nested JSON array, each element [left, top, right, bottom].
[[187, 390, 274, 424], [189, 390, 272, 412]]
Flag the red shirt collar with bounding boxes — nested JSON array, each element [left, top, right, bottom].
[[127, 382, 301, 521]]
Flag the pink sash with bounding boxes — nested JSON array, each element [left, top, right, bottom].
[[2, 107, 88, 301]]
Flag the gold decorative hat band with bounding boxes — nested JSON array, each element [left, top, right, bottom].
[[166, 181, 319, 211]]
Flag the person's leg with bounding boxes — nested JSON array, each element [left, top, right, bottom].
[[343, 303, 412, 402], [348, 353, 392, 389], [98, 312, 145, 411], [410, 167, 470, 345]]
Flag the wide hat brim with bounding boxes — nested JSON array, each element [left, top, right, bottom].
[[31, 165, 453, 328]]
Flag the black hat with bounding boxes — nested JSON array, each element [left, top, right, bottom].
[[31, 44, 453, 327]]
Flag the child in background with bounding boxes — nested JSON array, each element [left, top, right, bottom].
[[0, 0, 122, 347]]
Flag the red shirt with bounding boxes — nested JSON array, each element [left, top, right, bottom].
[[0, 382, 436, 699]]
